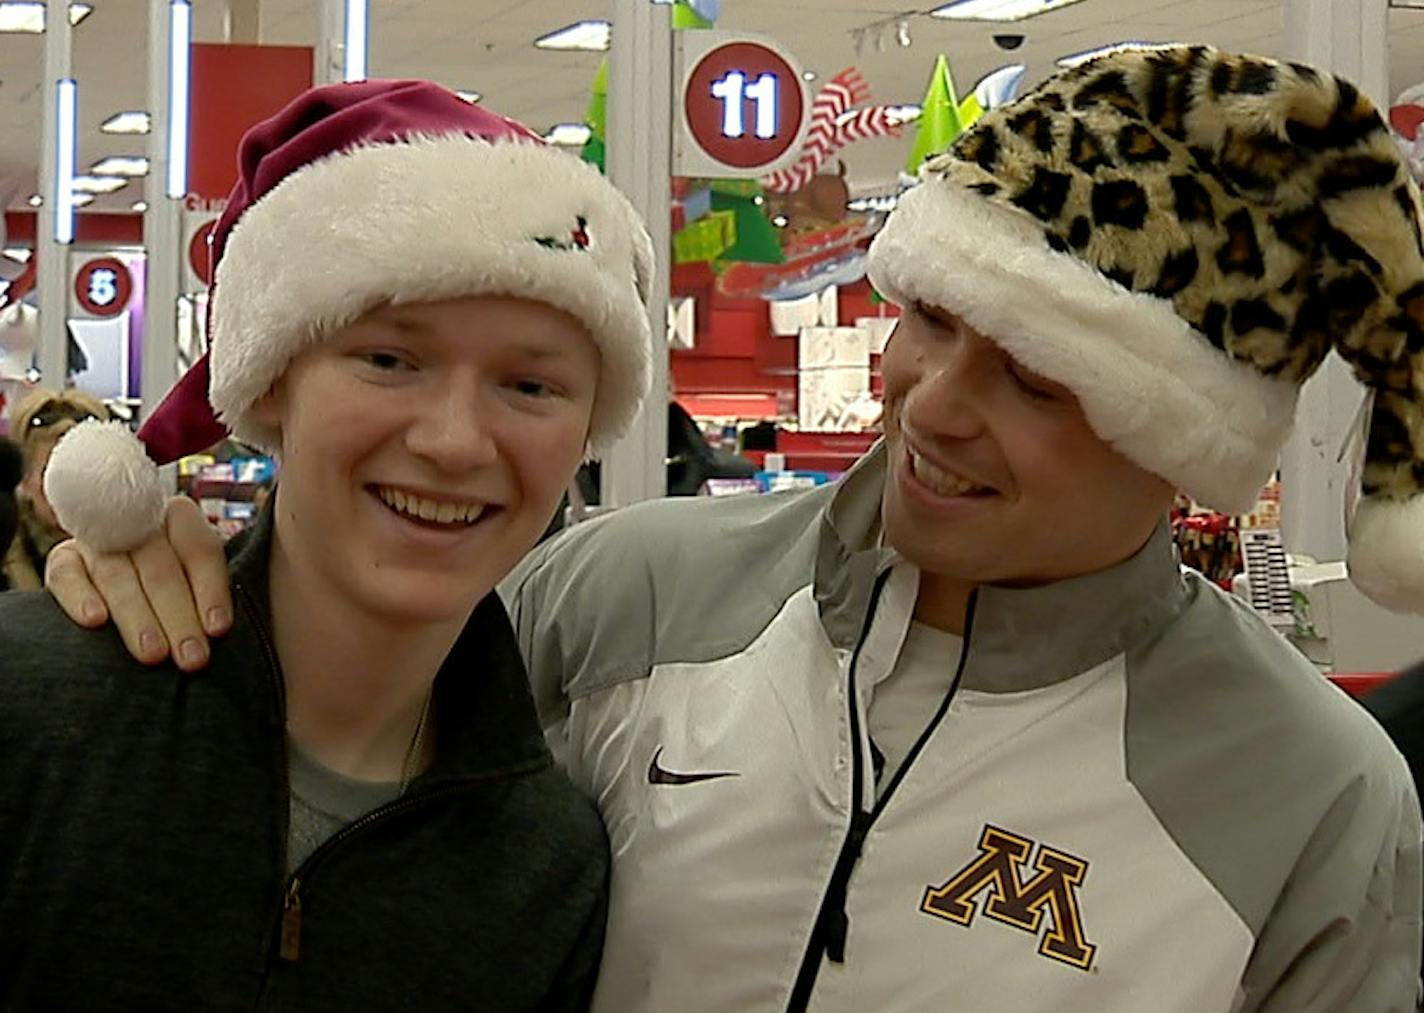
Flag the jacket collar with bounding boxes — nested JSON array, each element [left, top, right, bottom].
[[817, 440, 1189, 691], [960, 522, 1187, 692], [226, 495, 551, 785], [814, 441, 898, 650]]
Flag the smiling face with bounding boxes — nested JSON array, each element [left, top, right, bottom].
[[880, 303, 1175, 603], [254, 295, 599, 627]]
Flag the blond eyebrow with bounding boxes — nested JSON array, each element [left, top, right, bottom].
[[508, 343, 577, 361], [368, 310, 434, 336]]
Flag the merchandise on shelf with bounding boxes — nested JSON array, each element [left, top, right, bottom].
[[178, 449, 277, 539]]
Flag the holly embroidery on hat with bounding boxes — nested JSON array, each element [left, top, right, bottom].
[[536, 215, 592, 252]]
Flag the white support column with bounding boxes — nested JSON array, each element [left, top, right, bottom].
[[602, 0, 671, 506], [36, 0, 74, 389], [1276, 0, 1389, 562], [315, 0, 367, 86], [141, 0, 185, 424]]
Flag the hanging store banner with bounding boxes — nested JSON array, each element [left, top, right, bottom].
[[188, 43, 314, 200]]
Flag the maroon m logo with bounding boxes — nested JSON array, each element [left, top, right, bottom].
[[921, 824, 1096, 970]]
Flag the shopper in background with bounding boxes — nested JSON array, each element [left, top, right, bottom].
[[43, 48, 1424, 1011], [1, 79, 655, 1010], [2, 387, 106, 589], [0, 436, 21, 591]]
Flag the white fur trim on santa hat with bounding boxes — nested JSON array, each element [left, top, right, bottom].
[[211, 134, 654, 457], [1347, 496, 1424, 616], [868, 180, 1299, 515], [45, 419, 167, 552]]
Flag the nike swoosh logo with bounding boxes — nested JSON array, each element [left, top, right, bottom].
[[647, 746, 740, 786]]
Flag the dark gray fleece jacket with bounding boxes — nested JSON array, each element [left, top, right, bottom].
[[0, 505, 608, 1012]]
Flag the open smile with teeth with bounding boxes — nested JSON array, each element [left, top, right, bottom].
[[376, 485, 486, 526], [908, 448, 992, 498]]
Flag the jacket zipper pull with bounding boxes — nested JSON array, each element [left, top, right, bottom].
[[279, 879, 303, 962], [825, 810, 874, 965], [825, 907, 851, 964]]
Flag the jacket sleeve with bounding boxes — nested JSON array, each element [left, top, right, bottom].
[[500, 536, 578, 739], [1245, 759, 1423, 1012], [500, 527, 621, 780]]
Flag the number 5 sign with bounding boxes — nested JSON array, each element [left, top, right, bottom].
[[675, 32, 810, 178], [73, 257, 134, 318]]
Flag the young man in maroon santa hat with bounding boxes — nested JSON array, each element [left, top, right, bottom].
[[42, 48, 1424, 1010], [0, 79, 654, 1010]]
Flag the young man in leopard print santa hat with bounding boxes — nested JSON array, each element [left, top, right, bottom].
[[43, 49, 1424, 1011]]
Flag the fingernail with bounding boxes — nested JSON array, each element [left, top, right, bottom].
[[138, 629, 162, 657], [81, 599, 104, 624], [206, 606, 230, 632], [179, 638, 207, 667]]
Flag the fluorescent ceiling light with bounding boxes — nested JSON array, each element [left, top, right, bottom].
[[0, 2, 44, 32], [848, 194, 899, 212], [55, 78, 77, 243], [1057, 42, 1170, 68], [343, 0, 367, 82], [455, 90, 481, 103], [544, 123, 592, 146], [131, 200, 148, 212], [72, 174, 129, 194], [0, 2, 92, 33], [167, 0, 191, 199], [2, 247, 32, 262], [885, 104, 922, 125], [930, 0, 1088, 22], [534, 20, 609, 51], [101, 110, 151, 135], [70, 192, 95, 207], [90, 155, 149, 177]]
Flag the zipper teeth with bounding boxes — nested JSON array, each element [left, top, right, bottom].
[[869, 588, 979, 820], [239, 580, 547, 994], [785, 568, 895, 1013], [240, 580, 295, 1001], [784, 584, 981, 1012]]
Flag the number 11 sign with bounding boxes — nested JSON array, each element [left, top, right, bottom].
[[675, 32, 810, 178]]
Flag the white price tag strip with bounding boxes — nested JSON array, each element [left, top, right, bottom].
[[1240, 528, 1295, 631]]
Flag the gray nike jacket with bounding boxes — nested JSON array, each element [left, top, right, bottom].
[[504, 440, 1423, 1012]]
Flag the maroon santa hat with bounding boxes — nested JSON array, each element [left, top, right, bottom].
[[45, 79, 654, 552]]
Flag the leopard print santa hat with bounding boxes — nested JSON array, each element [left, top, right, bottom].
[[869, 45, 1424, 615]]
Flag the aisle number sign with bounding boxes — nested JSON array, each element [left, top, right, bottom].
[[675, 32, 810, 178], [73, 257, 134, 318], [710, 70, 778, 140]]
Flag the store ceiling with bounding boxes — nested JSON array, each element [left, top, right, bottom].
[[0, 0, 1423, 219]]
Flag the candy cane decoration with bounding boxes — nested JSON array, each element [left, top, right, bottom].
[[763, 105, 902, 194], [763, 68, 870, 194], [832, 106, 900, 149]]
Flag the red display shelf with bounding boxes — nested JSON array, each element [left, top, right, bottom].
[[775, 430, 879, 456], [1328, 673, 1398, 699]]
